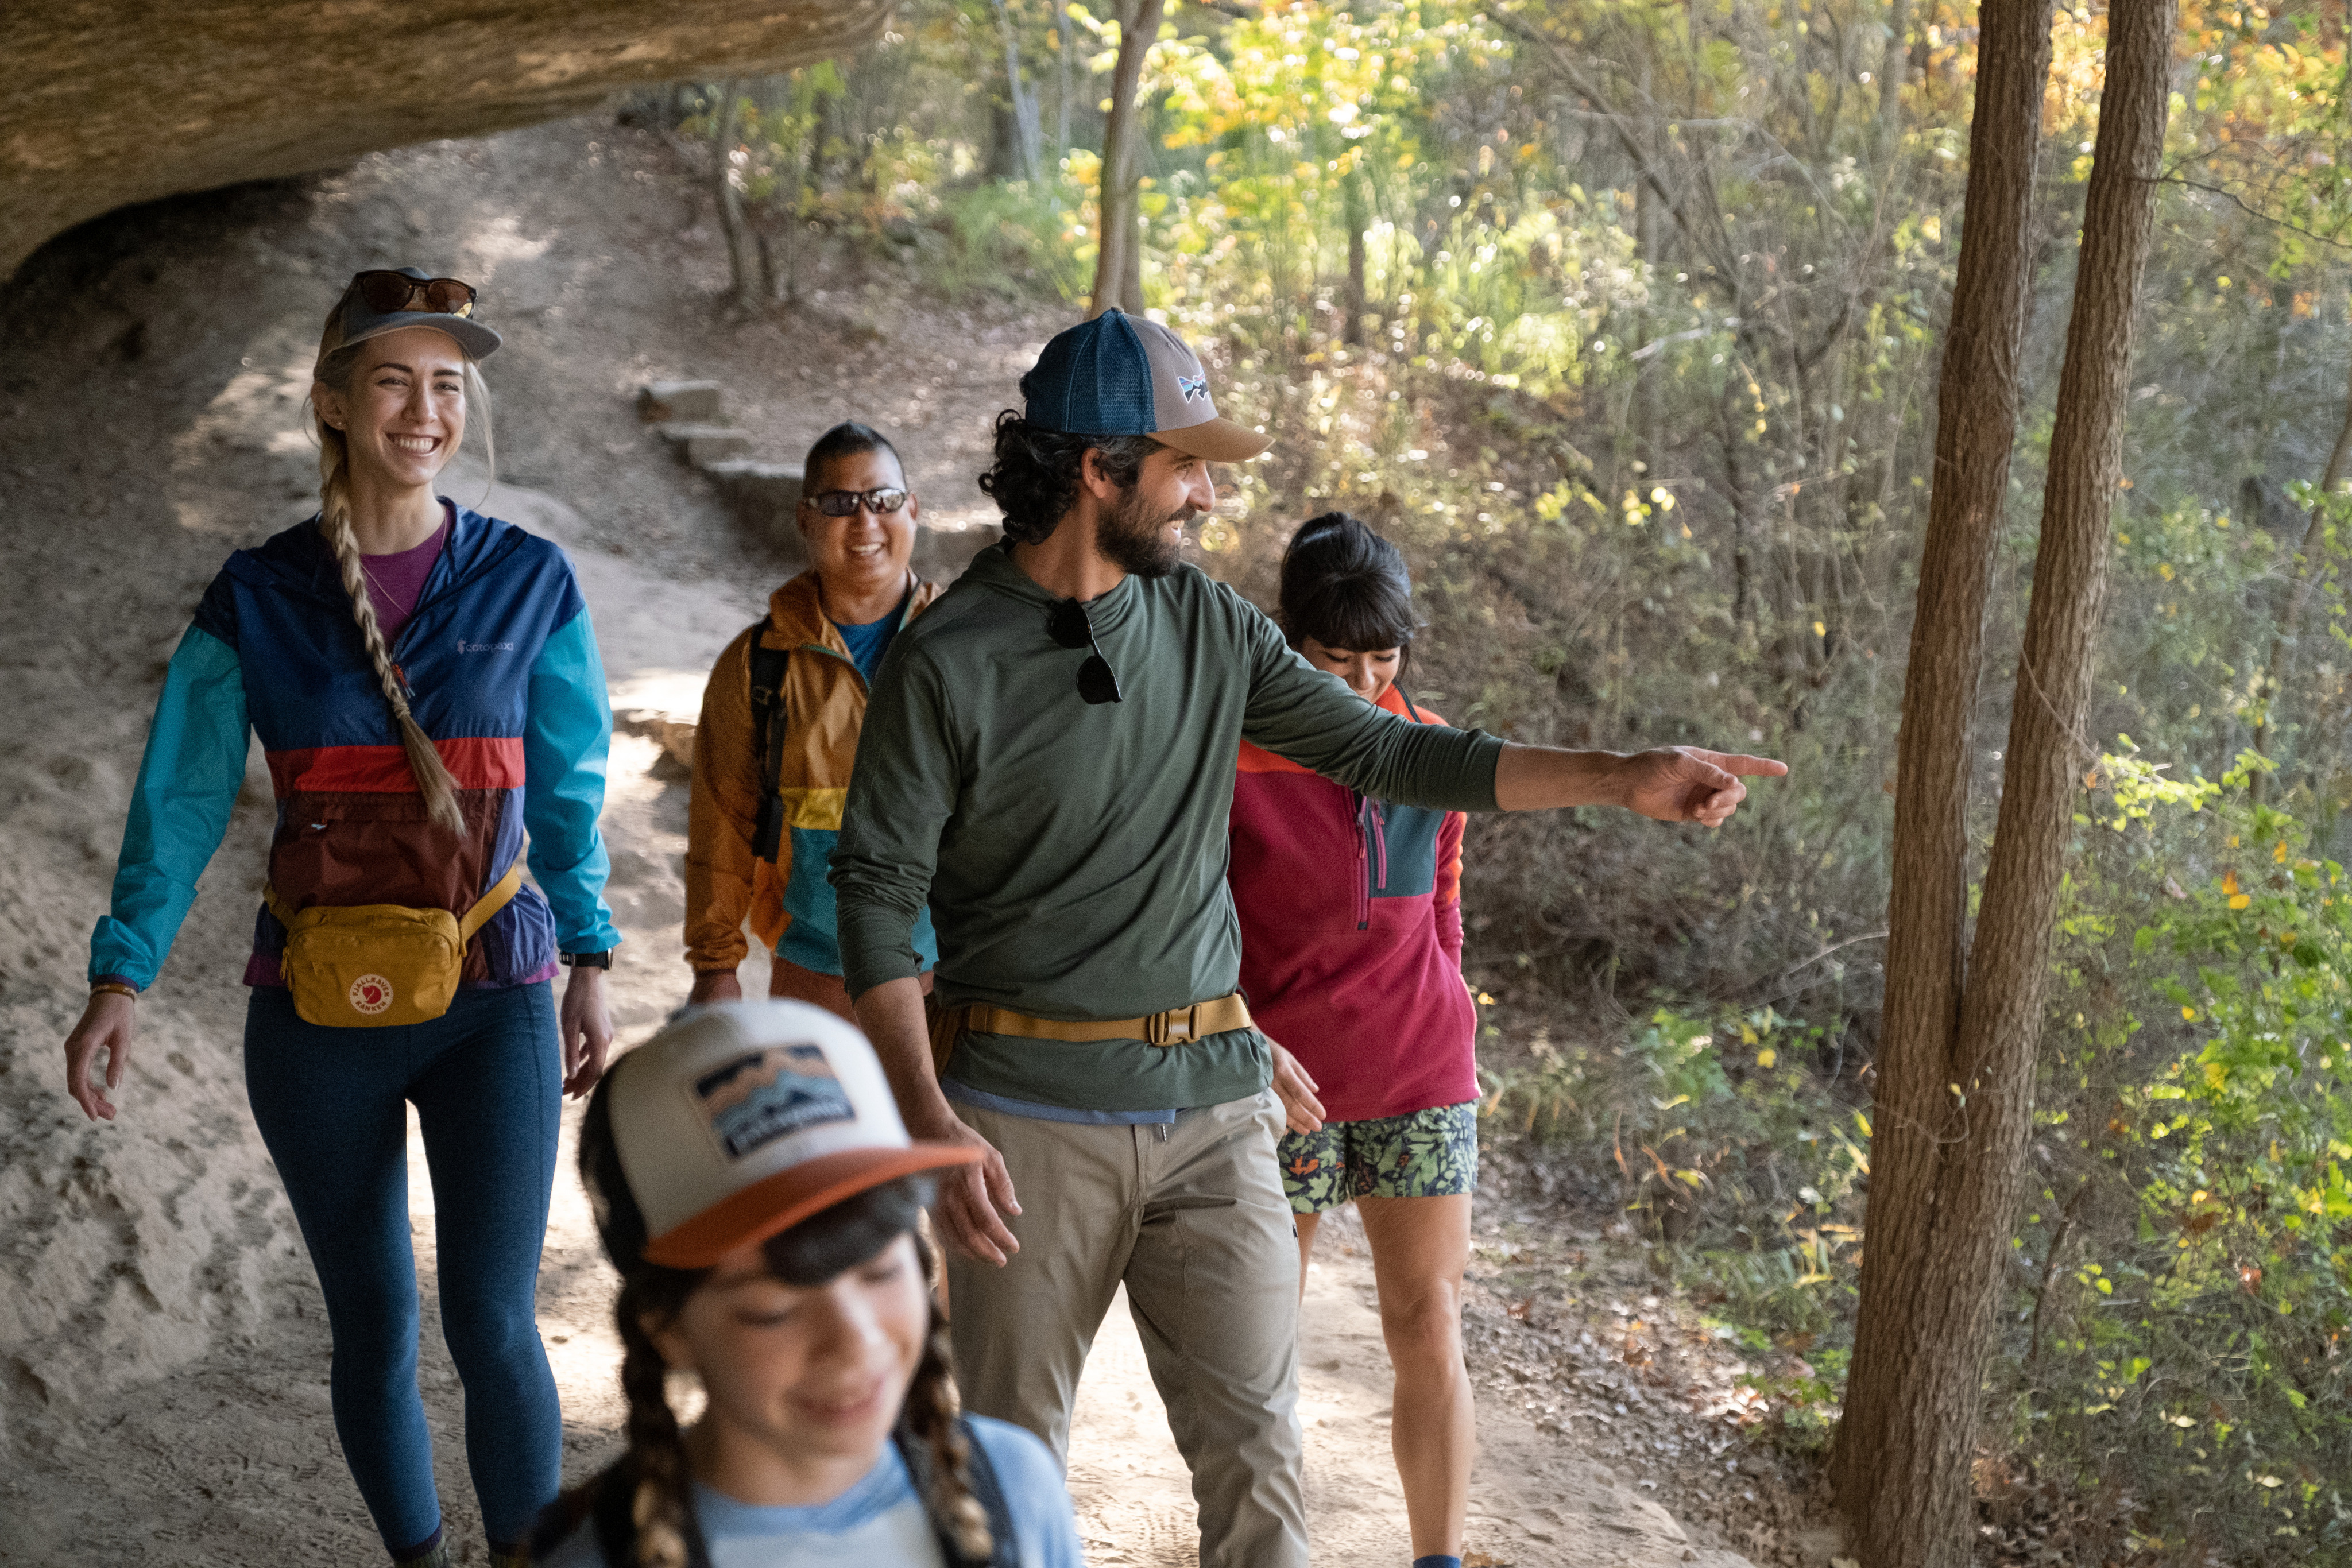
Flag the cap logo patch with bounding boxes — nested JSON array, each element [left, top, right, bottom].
[[1177, 373, 1209, 404], [691, 1046, 854, 1160]]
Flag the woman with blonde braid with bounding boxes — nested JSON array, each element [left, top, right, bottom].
[[533, 1001, 1082, 1567], [61, 267, 619, 1568]]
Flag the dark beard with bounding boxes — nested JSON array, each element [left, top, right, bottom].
[[1096, 484, 1192, 579]]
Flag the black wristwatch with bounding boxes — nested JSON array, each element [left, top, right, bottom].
[[560, 950, 614, 970]]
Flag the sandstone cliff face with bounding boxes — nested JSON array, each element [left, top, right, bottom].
[[1, 1, 892, 278]]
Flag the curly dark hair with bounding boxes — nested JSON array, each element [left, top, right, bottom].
[[976, 409, 1162, 544]]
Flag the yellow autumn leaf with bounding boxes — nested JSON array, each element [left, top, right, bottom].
[[2230, 894, 2252, 911], [2182, 1006, 2198, 1020], [1757, 1048, 1777, 1068], [2274, 841, 2289, 863], [1812, 620, 1826, 638], [2223, 870, 2241, 896]]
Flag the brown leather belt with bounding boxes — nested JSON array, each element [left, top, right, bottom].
[[927, 993, 1253, 1073]]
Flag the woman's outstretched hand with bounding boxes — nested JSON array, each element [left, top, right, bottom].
[[1618, 746, 1788, 827], [560, 965, 614, 1098], [64, 991, 138, 1121]]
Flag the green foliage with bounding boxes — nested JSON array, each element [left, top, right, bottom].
[[2026, 754, 2352, 1551]]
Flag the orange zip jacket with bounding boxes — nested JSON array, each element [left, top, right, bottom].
[[684, 570, 942, 975]]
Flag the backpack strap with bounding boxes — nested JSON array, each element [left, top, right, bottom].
[[745, 617, 792, 862], [896, 1418, 1020, 1567]]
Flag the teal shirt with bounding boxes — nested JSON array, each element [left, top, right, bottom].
[[831, 541, 1503, 1112]]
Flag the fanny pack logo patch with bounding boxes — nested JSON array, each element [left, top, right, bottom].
[[457, 638, 517, 654], [1177, 373, 1209, 404], [349, 974, 395, 1015], [692, 1045, 855, 1159]]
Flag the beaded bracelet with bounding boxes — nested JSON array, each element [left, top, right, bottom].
[[90, 981, 138, 1001]]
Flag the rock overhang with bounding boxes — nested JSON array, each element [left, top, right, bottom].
[[3, 0, 893, 280]]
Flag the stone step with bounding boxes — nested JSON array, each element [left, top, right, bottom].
[[655, 423, 753, 466], [637, 380, 724, 424], [701, 459, 804, 535]]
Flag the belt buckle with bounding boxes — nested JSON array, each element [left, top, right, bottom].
[[1154, 1004, 1198, 1047]]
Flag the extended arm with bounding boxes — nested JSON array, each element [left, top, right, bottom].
[[1493, 742, 1786, 824], [1239, 599, 1781, 823]]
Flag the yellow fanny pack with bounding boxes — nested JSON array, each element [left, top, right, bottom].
[[264, 865, 525, 1029]]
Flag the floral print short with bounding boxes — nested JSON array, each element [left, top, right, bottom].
[[1277, 1100, 1479, 1214]]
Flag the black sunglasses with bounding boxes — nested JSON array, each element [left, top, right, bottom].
[[1047, 599, 1122, 706], [807, 487, 910, 517], [352, 270, 478, 318]]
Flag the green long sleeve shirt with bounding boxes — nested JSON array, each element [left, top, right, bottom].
[[831, 541, 1504, 1111]]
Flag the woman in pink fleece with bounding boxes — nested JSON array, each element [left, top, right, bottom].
[[1229, 513, 1480, 1568]]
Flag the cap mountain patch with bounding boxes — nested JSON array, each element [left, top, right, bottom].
[[690, 1044, 854, 1160]]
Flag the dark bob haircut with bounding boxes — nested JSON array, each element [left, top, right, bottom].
[[1276, 512, 1419, 653], [976, 409, 1161, 545]]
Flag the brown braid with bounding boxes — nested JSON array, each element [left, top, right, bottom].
[[310, 302, 467, 833], [616, 1276, 696, 1568], [901, 1241, 993, 1561]]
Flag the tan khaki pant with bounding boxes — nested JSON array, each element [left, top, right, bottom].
[[946, 1090, 1309, 1568]]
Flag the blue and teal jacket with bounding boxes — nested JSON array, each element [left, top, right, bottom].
[[89, 505, 619, 993]]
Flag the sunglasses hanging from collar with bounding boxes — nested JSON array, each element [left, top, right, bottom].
[[1047, 599, 1121, 706]]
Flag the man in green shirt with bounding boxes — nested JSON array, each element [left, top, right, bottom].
[[831, 309, 1782, 1567]]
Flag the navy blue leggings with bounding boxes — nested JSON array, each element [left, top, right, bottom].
[[245, 982, 563, 1557]]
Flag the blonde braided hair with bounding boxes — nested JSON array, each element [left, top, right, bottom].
[[309, 294, 495, 834]]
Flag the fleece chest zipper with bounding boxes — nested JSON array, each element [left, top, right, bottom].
[[1352, 790, 1389, 930]]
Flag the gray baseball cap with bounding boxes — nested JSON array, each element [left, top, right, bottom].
[[332, 265, 502, 360]]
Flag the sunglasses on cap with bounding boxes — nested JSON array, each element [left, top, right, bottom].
[[1047, 599, 1121, 706], [806, 487, 910, 518], [351, 270, 478, 318]]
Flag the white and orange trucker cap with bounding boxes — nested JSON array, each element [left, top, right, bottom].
[[605, 1001, 981, 1269], [1020, 307, 1272, 463]]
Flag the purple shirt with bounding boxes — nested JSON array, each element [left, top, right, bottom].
[[360, 513, 449, 644]]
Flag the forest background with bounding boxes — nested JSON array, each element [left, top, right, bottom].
[[644, 0, 2352, 1559]]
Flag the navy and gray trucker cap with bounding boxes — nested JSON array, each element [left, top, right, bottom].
[[331, 265, 502, 361], [1020, 309, 1269, 462]]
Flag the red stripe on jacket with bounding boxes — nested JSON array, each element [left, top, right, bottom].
[[1230, 686, 1477, 1124], [266, 736, 527, 795]]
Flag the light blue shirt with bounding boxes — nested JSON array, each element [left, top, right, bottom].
[[538, 1417, 1083, 1568]]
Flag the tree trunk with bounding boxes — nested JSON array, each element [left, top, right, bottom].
[[1090, 0, 1163, 318], [1835, 0, 2174, 1562], [1635, 52, 1662, 473], [2249, 364, 2352, 803], [992, 0, 1043, 183], [1052, 0, 1076, 158], [1343, 167, 1368, 347], [1872, 0, 1913, 172], [1832, 0, 2055, 1535], [710, 81, 761, 311]]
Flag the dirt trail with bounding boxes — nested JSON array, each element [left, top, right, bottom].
[[0, 115, 1745, 1567]]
